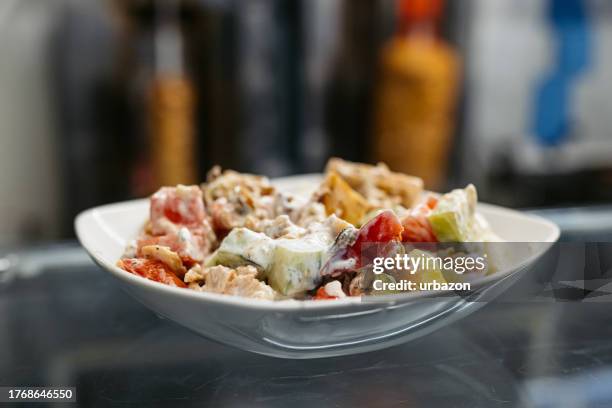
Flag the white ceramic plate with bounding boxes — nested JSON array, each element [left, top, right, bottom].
[[75, 175, 559, 358]]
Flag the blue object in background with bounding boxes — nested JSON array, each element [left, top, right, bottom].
[[532, 0, 593, 146]]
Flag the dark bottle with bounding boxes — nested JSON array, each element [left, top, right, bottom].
[[324, 0, 381, 163]]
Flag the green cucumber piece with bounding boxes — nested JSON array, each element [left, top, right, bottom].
[[428, 212, 466, 242], [206, 228, 276, 272], [267, 239, 327, 296]]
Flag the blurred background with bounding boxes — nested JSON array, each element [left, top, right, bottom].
[[2, 3, 612, 405], [1, 0, 612, 245]]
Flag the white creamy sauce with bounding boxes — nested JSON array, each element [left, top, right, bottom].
[[326, 257, 356, 272], [178, 227, 191, 242], [214, 217, 344, 295], [324, 281, 346, 298], [123, 240, 138, 258], [220, 228, 277, 269]]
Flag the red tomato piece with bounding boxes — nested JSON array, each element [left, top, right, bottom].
[[400, 196, 439, 243], [401, 215, 438, 243], [322, 211, 404, 277], [164, 207, 183, 224], [313, 287, 337, 300], [347, 210, 403, 258], [150, 186, 206, 235], [118, 258, 187, 288]]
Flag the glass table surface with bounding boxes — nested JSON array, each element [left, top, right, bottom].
[[2, 205, 612, 407]]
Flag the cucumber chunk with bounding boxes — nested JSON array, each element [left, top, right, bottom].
[[267, 238, 328, 296], [428, 184, 477, 242], [206, 228, 276, 272]]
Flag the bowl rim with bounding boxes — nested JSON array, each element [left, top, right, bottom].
[[75, 177, 560, 312]]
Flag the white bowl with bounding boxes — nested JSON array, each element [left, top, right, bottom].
[[75, 175, 559, 358]]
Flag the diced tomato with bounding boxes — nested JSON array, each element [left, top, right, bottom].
[[118, 258, 187, 288], [150, 186, 206, 234], [313, 287, 337, 300], [401, 215, 438, 243], [164, 208, 183, 224], [400, 196, 439, 243], [322, 211, 404, 276], [347, 210, 403, 259]]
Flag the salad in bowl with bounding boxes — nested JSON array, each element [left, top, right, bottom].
[[117, 158, 503, 301]]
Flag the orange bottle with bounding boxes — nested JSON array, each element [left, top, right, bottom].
[[373, 0, 460, 190], [148, 0, 197, 190]]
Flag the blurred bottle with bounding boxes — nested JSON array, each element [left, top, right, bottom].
[[149, 0, 197, 188], [532, 0, 591, 147], [234, 0, 294, 177], [324, 0, 381, 163], [299, 0, 342, 172], [373, 0, 459, 190]]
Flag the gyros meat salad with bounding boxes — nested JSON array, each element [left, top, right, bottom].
[[118, 158, 500, 300]]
